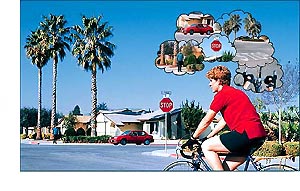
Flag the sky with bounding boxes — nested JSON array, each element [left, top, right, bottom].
[[19, 0, 299, 115]]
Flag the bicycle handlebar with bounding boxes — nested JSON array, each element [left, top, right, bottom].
[[178, 137, 207, 159]]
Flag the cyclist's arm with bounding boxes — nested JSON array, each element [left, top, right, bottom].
[[192, 109, 216, 138], [206, 117, 226, 138]]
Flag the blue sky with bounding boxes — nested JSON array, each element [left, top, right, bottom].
[[20, 0, 299, 115]]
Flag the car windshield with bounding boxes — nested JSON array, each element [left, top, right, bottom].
[[121, 130, 131, 135]]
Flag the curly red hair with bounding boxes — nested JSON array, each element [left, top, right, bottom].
[[206, 65, 231, 85]]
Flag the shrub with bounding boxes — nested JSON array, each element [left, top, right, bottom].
[[20, 134, 27, 139], [253, 141, 284, 157], [283, 142, 300, 156], [42, 133, 50, 139], [65, 128, 76, 136], [62, 135, 112, 143], [28, 133, 37, 139], [76, 128, 86, 136], [195, 64, 204, 71]]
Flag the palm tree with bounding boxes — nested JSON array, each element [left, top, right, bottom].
[[243, 13, 262, 39], [39, 14, 71, 133], [229, 14, 242, 40], [24, 29, 50, 139], [71, 16, 115, 137], [222, 20, 232, 36]]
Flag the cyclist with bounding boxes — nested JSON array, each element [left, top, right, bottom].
[[186, 65, 266, 171]]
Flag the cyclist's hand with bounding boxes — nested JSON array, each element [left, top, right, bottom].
[[184, 138, 199, 151]]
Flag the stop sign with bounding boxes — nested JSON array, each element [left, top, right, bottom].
[[160, 97, 173, 112], [211, 40, 222, 52]]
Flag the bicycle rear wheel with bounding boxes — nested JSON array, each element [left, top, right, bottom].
[[163, 161, 203, 171], [260, 164, 297, 171]]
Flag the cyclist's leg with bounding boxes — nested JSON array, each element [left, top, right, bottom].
[[201, 136, 230, 170], [222, 156, 246, 171], [218, 131, 250, 170]]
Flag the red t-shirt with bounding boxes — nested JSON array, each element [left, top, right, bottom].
[[210, 85, 266, 139]]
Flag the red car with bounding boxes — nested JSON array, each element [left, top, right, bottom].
[[109, 130, 154, 145], [183, 24, 214, 35]]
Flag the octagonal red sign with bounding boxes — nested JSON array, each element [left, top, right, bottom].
[[160, 97, 173, 112], [211, 40, 222, 52]]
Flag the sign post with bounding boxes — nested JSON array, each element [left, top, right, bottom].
[[211, 39, 222, 60], [160, 92, 173, 153]]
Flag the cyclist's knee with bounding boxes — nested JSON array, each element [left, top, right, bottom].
[[201, 139, 210, 151]]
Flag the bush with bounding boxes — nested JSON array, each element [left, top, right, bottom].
[[64, 128, 76, 136], [253, 141, 284, 157], [62, 135, 112, 143], [42, 133, 50, 139], [28, 133, 37, 139], [76, 128, 86, 136], [20, 134, 27, 139], [283, 142, 300, 156]]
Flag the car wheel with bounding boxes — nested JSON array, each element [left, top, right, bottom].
[[206, 31, 211, 35], [120, 139, 127, 145], [144, 139, 150, 145], [189, 30, 194, 35]]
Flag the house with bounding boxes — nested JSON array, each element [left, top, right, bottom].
[[58, 115, 91, 135], [177, 13, 214, 29], [96, 108, 187, 139]]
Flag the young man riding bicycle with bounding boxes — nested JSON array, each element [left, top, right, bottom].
[[186, 65, 267, 171]]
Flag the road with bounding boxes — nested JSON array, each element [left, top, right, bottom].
[[20, 143, 176, 171]]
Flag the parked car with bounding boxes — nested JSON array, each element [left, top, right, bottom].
[[109, 130, 154, 145], [183, 24, 214, 35]]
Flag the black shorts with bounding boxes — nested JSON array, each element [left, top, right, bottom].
[[220, 131, 265, 156]]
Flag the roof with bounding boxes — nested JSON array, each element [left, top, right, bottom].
[[104, 113, 141, 126], [137, 108, 181, 121], [76, 115, 91, 123], [100, 108, 182, 125]]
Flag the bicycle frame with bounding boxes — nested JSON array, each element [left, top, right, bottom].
[[189, 151, 264, 171]]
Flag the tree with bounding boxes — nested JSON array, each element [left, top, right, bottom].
[[261, 60, 299, 143], [73, 105, 81, 115], [71, 16, 116, 136], [24, 29, 50, 140], [39, 14, 71, 132], [96, 102, 108, 112], [243, 13, 262, 39], [20, 107, 38, 135], [63, 112, 77, 136], [222, 20, 232, 36], [181, 100, 206, 134], [20, 107, 62, 137], [229, 14, 242, 39]]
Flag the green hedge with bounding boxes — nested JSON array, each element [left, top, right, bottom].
[[283, 142, 300, 156], [253, 141, 300, 157], [62, 135, 111, 143]]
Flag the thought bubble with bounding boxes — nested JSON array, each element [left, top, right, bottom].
[[175, 12, 216, 43], [234, 59, 283, 92]]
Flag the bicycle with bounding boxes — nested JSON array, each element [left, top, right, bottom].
[[163, 137, 297, 171]]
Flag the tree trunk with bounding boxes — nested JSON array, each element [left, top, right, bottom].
[[160, 43, 165, 65], [172, 41, 178, 67], [91, 69, 97, 137], [50, 58, 58, 139], [36, 67, 42, 140]]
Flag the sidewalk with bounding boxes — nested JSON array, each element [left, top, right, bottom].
[[20, 138, 179, 146]]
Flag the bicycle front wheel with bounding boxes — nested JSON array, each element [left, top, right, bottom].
[[260, 164, 297, 171], [163, 161, 203, 171]]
